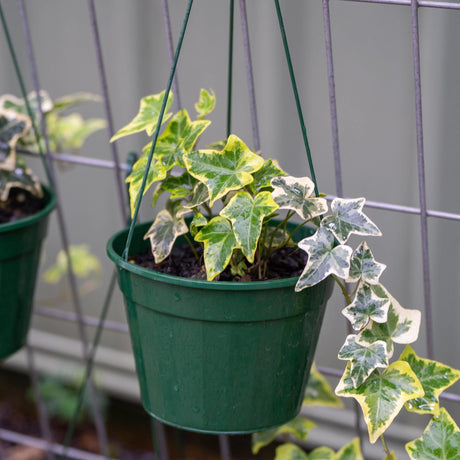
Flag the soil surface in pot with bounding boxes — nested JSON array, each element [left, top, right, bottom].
[[132, 244, 307, 282], [0, 189, 45, 224]]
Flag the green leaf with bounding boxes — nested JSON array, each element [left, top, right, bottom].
[[144, 208, 188, 263], [252, 416, 316, 454], [0, 90, 53, 117], [304, 364, 343, 408], [111, 90, 173, 141], [406, 408, 460, 460], [156, 172, 198, 201], [400, 345, 460, 416], [321, 198, 381, 244], [185, 181, 209, 209], [190, 212, 207, 237], [251, 158, 286, 192], [383, 452, 398, 460], [183, 134, 264, 206], [51, 92, 102, 112], [342, 282, 391, 331], [0, 166, 42, 201], [295, 227, 353, 291], [309, 438, 364, 460], [347, 242, 386, 284], [195, 216, 238, 280], [271, 176, 328, 221], [0, 110, 31, 169], [336, 361, 424, 443], [195, 88, 216, 118], [338, 335, 389, 388], [274, 444, 309, 460], [220, 191, 278, 262]]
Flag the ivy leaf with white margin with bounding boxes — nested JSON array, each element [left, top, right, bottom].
[[195, 88, 216, 118], [321, 198, 381, 244], [111, 90, 173, 141], [143, 205, 188, 264], [0, 110, 31, 169], [295, 227, 352, 291], [359, 284, 421, 357], [195, 216, 238, 281], [184, 134, 264, 206], [406, 408, 460, 460], [190, 213, 207, 237], [151, 171, 198, 207], [308, 438, 364, 460], [271, 176, 327, 221], [220, 191, 279, 263], [184, 181, 209, 209], [336, 361, 424, 444], [338, 334, 389, 388], [303, 364, 343, 408], [251, 416, 316, 454], [342, 282, 391, 331], [347, 242, 386, 284], [273, 444, 309, 460], [400, 345, 460, 416], [251, 158, 286, 192]]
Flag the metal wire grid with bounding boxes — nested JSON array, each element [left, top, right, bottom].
[[0, 0, 459, 459]]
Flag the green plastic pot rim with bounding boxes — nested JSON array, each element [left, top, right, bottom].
[[0, 185, 56, 234], [107, 224, 304, 292]]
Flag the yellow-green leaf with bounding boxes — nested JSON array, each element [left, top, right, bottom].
[[406, 408, 460, 459], [304, 364, 343, 408], [309, 438, 364, 460], [251, 158, 286, 192], [195, 88, 216, 118], [274, 444, 309, 460], [336, 361, 424, 443], [400, 345, 460, 416]]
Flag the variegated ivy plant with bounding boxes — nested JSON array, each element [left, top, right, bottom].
[[0, 90, 106, 202], [112, 89, 460, 459]]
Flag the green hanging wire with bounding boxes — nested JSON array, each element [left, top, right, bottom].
[[227, 0, 234, 137], [0, 2, 54, 192], [123, 0, 194, 260], [274, 0, 320, 197]]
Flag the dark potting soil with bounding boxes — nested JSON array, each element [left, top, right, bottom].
[[0, 188, 45, 224], [132, 243, 308, 282]]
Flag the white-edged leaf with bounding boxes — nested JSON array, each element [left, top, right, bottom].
[[304, 364, 343, 408], [309, 438, 364, 460], [251, 158, 286, 191], [347, 242, 386, 284], [185, 181, 209, 209], [190, 213, 207, 237], [195, 88, 216, 118]]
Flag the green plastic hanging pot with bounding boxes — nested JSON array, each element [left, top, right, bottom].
[[107, 220, 334, 434], [0, 186, 56, 361]]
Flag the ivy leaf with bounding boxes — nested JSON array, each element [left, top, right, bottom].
[[220, 191, 279, 263], [111, 90, 173, 141], [338, 335, 389, 388], [347, 242, 386, 284], [321, 198, 381, 244], [336, 361, 424, 443], [185, 181, 209, 209], [0, 110, 31, 169], [190, 213, 207, 237], [195, 88, 216, 118], [342, 282, 391, 331], [0, 167, 42, 201], [144, 207, 188, 263], [251, 416, 316, 454], [274, 444, 309, 460], [183, 134, 264, 206], [295, 227, 353, 291], [359, 286, 421, 357], [51, 92, 102, 112], [0, 90, 53, 116], [154, 172, 198, 203], [271, 176, 328, 221], [309, 438, 364, 460], [304, 364, 343, 408], [251, 158, 286, 192], [400, 345, 460, 416], [195, 216, 238, 280], [406, 408, 460, 460]]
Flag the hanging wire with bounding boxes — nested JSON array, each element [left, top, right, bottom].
[[227, 0, 235, 137]]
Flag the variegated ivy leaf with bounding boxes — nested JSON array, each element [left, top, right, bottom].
[[295, 227, 352, 291], [359, 285, 421, 357], [151, 172, 198, 207], [190, 213, 207, 237], [185, 181, 209, 209], [400, 345, 460, 416], [0, 90, 53, 116], [0, 166, 43, 201], [347, 242, 386, 284], [126, 155, 167, 217], [338, 334, 389, 388], [251, 158, 286, 192], [0, 110, 31, 170], [271, 176, 327, 221], [195, 216, 238, 280], [251, 416, 316, 454], [321, 198, 381, 244], [143, 207, 188, 263], [309, 438, 364, 460], [336, 361, 424, 444], [195, 88, 216, 118], [144, 109, 211, 170], [303, 364, 343, 408], [220, 191, 279, 263], [111, 90, 173, 141], [274, 444, 309, 460], [51, 92, 102, 113], [406, 408, 460, 460], [342, 282, 391, 331], [183, 134, 264, 206]]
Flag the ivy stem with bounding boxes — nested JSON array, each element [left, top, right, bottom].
[[184, 234, 200, 261], [380, 434, 392, 458], [332, 275, 352, 305]]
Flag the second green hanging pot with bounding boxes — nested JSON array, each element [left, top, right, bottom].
[[108, 220, 334, 434]]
